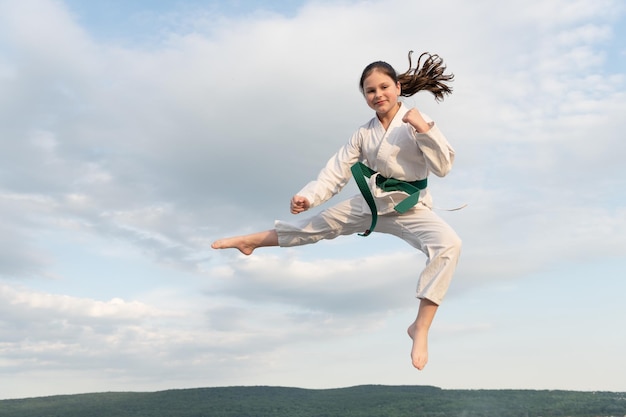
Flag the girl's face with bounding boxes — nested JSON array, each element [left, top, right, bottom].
[[362, 70, 401, 117]]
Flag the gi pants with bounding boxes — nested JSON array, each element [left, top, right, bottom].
[[275, 194, 462, 305]]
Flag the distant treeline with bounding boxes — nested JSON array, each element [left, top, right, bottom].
[[1, 385, 625, 417]]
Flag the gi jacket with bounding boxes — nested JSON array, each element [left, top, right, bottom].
[[298, 103, 455, 215]]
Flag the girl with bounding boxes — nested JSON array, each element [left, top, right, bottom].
[[212, 51, 461, 371]]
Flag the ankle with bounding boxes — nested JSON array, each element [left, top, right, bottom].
[[413, 322, 431, 333]]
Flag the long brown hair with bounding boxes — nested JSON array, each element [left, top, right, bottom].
[[359, 50, 454, 102]]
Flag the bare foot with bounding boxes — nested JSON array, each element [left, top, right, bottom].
[[407, 323, 429, 370], [211, 237, 255, 255], [211, 230, 278, 256]]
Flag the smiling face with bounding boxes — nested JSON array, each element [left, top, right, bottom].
[[362, 69, 402, 118]]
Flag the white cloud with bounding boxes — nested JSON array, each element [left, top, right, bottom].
[[2, 286, 175, 320], [208, 250, 423, 314]]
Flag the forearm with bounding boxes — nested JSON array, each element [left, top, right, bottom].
[[414, 124, 455, 177]]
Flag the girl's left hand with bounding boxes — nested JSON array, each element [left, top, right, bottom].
[[402, 108, 431, 133]]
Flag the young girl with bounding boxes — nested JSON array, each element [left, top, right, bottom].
[[212, 51, 461, 371]]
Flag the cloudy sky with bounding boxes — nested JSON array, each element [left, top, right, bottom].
[[1, 0, 625, 400]]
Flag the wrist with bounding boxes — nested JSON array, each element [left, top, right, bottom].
[[413, 120, 432, 133]]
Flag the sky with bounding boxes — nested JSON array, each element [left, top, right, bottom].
[[0, 0, 625, 400]]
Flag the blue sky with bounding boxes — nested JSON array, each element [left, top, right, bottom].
[[63, 0, 305, 44], [1, 0, 625, 400]]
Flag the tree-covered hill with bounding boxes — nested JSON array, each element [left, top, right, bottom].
[[1, 385, 625, 417]]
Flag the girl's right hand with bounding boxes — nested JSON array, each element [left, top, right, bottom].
[[290, 195, 310, 214]]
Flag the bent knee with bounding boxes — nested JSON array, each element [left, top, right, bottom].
[[436, 232, 462, 260], [450, 233, 462, 253]]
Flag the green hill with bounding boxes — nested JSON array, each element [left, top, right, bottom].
[[1, 385, 625, 417]]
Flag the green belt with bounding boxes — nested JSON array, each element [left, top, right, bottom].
[[350, 162, 427, 237]]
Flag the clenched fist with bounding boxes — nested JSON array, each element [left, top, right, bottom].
[[290, 195, 310, 214], [402, 108, 432, 133]]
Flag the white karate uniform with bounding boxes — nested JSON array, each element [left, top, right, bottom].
[[275, 103, 461, 305]]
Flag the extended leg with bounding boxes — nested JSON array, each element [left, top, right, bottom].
[[211, 230, 278, 256], [407, 298, 438, 370], [213, 196, 369, 254]]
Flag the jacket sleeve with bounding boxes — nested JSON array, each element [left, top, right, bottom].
[[296, 132, 362, 208], [413, 123, 455, 177]]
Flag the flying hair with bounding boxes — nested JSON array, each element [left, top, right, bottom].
[[398, 50, 454, 101]]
